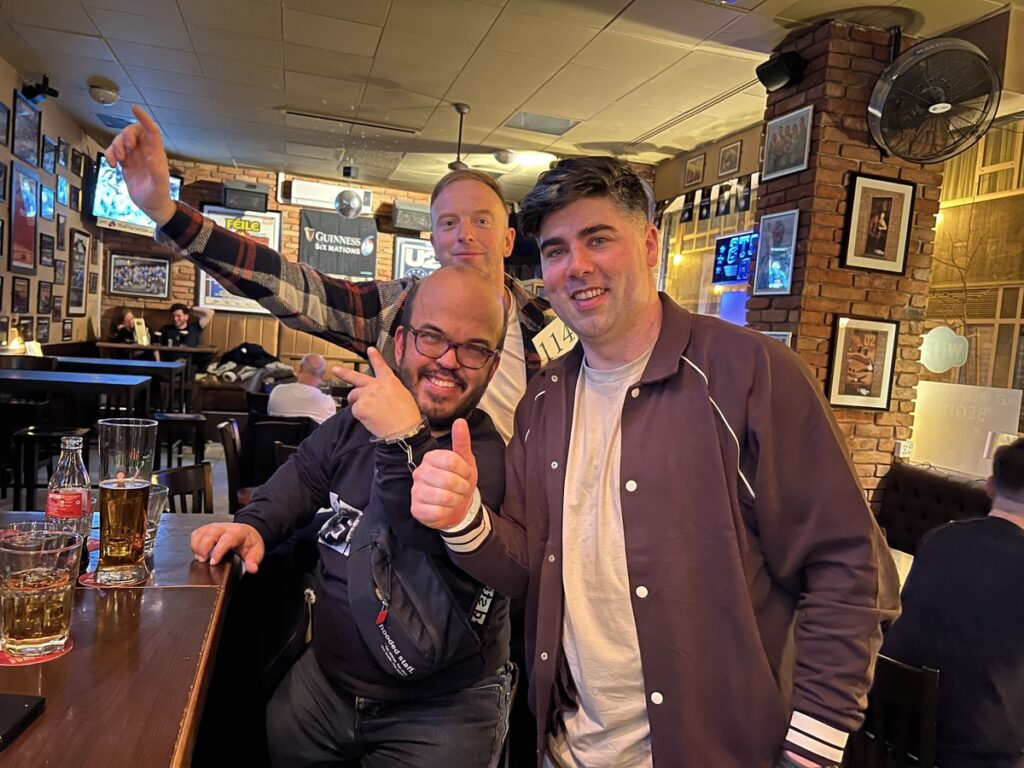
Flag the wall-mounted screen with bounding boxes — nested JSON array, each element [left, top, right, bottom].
[[711, 230, 757, 284], [90, 154, 182, 236]]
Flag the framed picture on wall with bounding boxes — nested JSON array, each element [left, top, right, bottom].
[[70, 149, 85, 178], [827, 316, 898, 410], [0, 161, 6, 203], [0, 100, 9, 147], [42, 136, 57, 174], [11, 91, 41, 167], [684, 154, 705, 187], [69, 185, 81, 211], [40, 185, 54, 221], [752, 209, 799, 296], [9, 162, 39, 275], [762, 105, 812, 182], [54, 258, 66, 285], [11, 276, 30, 314], [56, 175, 68, 207], [0, 276, 3, 311], [36, 317, 49, 344], [88, 272, 98, 295], [52, 294, 63, 320], [718, 140, 741, 177], [62, 318, 72, 341], [841, 174, 916, 275], [67, 228, 90, 316], [56, 213, 67, 250], [57, 138, 69, 168], [761, 330, 793, 347], [37, 281, 52, 314], [39, 233, 55, 268], [393, 237, 439, 279], [18, 316, 33, 343], [0, 317, 7, 344]]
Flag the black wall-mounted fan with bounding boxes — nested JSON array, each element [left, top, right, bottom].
[[868, 38, 1001, 164]]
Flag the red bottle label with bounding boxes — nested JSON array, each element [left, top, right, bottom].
[[45, 489, 89, 518]]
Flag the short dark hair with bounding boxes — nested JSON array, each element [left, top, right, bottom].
[[431, 169, 507, 210], [170, 303, 189, 314], [992, 438, 1024, 502], [517, 156, 652, 240]]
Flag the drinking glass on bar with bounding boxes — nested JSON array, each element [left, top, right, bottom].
[[96, 418, 158, 482], [0, 523, 84, 658], [96, 479, 150, 586], [144, 484, 169, 558]]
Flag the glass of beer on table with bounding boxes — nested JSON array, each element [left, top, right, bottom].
[[0, 523, 84, 657], [95, 418, 158, 586]]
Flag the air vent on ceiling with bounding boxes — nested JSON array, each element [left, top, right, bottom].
[[503, 111, 579, 136], [96, 113, 134, 130]]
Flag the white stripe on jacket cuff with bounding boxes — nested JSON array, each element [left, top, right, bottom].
[[785, 711, 847, 764], [441, 492, 490, 553], [441, 487, 482, 534]]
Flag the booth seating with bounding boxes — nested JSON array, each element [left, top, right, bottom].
[[876, 462, 990, 555]]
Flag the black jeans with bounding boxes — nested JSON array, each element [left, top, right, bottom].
[[267, 648, 514, 768]]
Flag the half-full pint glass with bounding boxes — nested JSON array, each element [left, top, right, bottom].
[[0, 523, 84, 657], [96, 479, 150, 585]]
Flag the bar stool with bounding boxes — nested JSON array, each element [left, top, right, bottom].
[[152, 412, 207, 469], [12, 426, 92, 510]]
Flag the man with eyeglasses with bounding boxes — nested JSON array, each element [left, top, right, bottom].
[[191, 265, 515, 767]]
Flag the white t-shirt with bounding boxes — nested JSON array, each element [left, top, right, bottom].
[[267, 382, 337, 424], [477, 295, 527, 444], [553, 347, 655, 768]]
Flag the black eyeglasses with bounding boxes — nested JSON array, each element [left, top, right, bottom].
[[407, 326, 499, 370]]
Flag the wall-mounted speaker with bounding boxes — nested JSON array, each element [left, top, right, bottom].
[[392, 201, 431, 232], [223, 179, 269, 212], [755, 51, 808, 93]]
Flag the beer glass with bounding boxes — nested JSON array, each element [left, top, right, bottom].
[[96, 479, 150, 585], [144, 484, 169, 557], [96, 418, 158, 482], [0, 523, 84, 657]]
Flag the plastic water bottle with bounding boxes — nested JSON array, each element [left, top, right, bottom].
[[45, 436, 92, 538]]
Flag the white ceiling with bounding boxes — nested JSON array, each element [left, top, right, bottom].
[[0, 0, 1011, 199]]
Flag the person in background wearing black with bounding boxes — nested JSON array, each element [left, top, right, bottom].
[[110, 306, 136, 343], [882, 439, 1024, 768], [158, 302, 213, 347]]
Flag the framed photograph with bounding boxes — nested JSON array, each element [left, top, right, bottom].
[[841, 174, 916, 275], [827, 316, 899, 410], [0, 317, 7, 345], [70, 148, 85, 177], [715, 181, 733, 217], [62, 318, 72, 341], [752, 209, 799, 296], [9, 162, 38, 274], [0, 161, 6, 203], [56, 213, 67, 250], [0, 276, 2, 311], [0, 100, 8, 147], [393, 236, 439, 279], [11, 91, 41, 166], [11, 276, 30, 314], [56, 175, 68, 207], [88, 272, 98, 295], [69, 185, 81, 211], [36, 317, 49, 344], [91, 239, 101, 266], [39, 233, 55, 268], [41, 136, 57, 174], [108, 252, 170, 298], [40, 185, 54, 220], [37, 281, 52, 314], [718, 140, 742, 177], [762, 331, 793, 347], [762, 105, 813, 182], [684, 154, 705, 187], [68, 228, 90, 316], [54, 258, 66, 285], [735, 173, 753, 213], [52, 294, 63, 321], [57, 138, 69, 168], [698, 186, 712, 221], [18, 316, 33, 343]]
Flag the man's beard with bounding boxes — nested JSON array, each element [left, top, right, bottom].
[[399, 363, 485, 431]]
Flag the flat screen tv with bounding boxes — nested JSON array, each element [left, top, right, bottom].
[[90, 154, 183, 236], [711, 230, 757, 284]]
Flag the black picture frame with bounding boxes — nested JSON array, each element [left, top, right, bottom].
[[56, 214, 67, 251], [40, 185, 54, 221], [36, 317, 49, 344], [840, 173, 916, 276], [68, 228, 90, 316], [70, 148, 85, 178], [37, 280, 52, 314], [41, 136, 57, 174], [11, 91, 41, 167], [0, 161, 6, 203], [18, 316, 33, 343], [39, 232, 55, 268], [826, 315, 899, 411], [0, 100, 9, 147], [9, 162, 38, 275], [11, 276, 30, 314], [88, 272, 98, 295], [718, 140, 742, 177], [62, 318, 72, 341], [52, 294, 63, 321], [108, 252, 171, 298], [57, 137, 69, 168], [56, 175, 69, 207], [54, 258, 66, 285], [0, 316, 7, 345], [70, 185, 81, 211]]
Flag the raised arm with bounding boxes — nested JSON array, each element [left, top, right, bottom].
[[192, 305, 214, 329]]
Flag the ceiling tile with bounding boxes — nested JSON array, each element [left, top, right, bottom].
[[199, 54, 285, 91], [85, 8, 192, 50], [282, 10, 381, 57], [217, 105, 287, 127], [225, 133, 288, 154], [889, 0, 1007, 37], [12, 0, 100, 35], [83, 0, 185, 20], [572, 31, 689, 74], [107, 39, 203, 76], [446, 75, 538, 115], [505, 0, 629, 27], [282, 0, 391, 26], [544, 64, 651, 102], [208, 79, 289, 109], [189, 25, 285, 67], [285, 71, 364, 107], [522, 88, 612, 121], [370, 58, 458, 100], [375, 28, 477, 72], [387, 0, 501, 43], [151, 106, 223, 131], [125, 65, 210, 97], [177, 0, 282, 39], [284, 112, 353, 137], [27, 53, 129, 92], [138, 87, 219, 113], [12, 25, 114, 60], [356, 86, 439, 129], [482, 9, 599, 59], [610, 0, 741, 47], [284, 43, 373, 80], [461, 47, 564, 87], [700, 12, 805, 58], [481, 127, 557, 152]]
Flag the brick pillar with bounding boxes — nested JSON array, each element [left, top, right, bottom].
[[746, 21, 944, 507]]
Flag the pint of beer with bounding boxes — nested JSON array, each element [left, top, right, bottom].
[[96, 479, 150, 586]]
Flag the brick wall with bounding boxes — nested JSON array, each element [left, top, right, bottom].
[[746, 21, 944, 507]]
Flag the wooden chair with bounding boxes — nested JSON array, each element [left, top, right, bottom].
[[246, 391, 270, 416], [152, 411, 207, 469], [152, 461, 214, 514], [217, 419, 242, 515], [239, 417, 315, 487], [844, 654, 940, 768], [273, 441, 300, 468]]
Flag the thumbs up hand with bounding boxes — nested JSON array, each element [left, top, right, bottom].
[[333, 347, 422, 439], [411, 418, 479, 529]]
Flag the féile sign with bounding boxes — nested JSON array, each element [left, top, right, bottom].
[[920, 326, 969, 374]]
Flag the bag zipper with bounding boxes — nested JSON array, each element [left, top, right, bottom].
[[370, 551, 391, 625], [303, 587, 317, 643]]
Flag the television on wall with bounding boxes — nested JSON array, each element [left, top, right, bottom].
[[711, 230, 758, 284], [89, 153, 183, 236]]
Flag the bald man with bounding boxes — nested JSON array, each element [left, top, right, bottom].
[[268, 352, 337, 424]]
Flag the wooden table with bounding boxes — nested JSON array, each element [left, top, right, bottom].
[[54, 356, 188, 412], [0, 369, 151, 416], [0, 512, 237, 767]]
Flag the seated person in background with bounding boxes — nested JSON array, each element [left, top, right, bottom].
[[158, 302, 213, 347], [190, 265, 514, 767], [882, 439, 1024, 768], [110, 306, 137, 343], [267, 353, 337, 424]]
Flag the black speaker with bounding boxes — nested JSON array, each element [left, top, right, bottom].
[[392, 201, 431, 232], [223, 180, 269, 212], [755, 51, 807, 93]]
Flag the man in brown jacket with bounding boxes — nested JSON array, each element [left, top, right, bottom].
[[410, 157, 900, 767]]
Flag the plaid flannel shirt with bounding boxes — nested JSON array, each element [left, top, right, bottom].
[[157, 201, 553, 378]]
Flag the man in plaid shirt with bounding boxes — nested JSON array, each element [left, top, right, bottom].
[[105, 105, 566, 443]]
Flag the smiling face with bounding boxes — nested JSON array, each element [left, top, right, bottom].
[[538, 196, 662, 368], [171, 309, 189, 329], [394, 266, 504, 431], [429, 179, 514, 289]]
